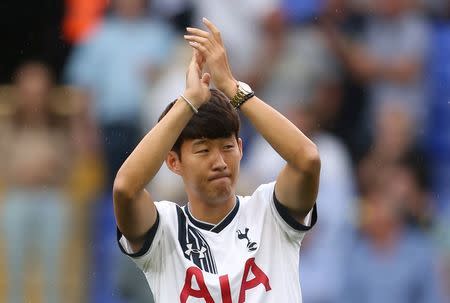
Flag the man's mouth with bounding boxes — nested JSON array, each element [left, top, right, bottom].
[[208, 174, 231, 181]]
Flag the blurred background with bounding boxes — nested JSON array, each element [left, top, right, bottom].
[[0, 0, 449, 302]]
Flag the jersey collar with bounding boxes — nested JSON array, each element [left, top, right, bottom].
[[183, 197, 240, 233]]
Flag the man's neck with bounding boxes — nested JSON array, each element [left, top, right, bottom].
[[187, 195, 236, 225]]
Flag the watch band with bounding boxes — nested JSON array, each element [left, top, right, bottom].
[[230, 91, 255, 109], [230, 82, 255, 109]]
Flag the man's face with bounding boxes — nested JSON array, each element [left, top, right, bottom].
[[169, 136, 243, 205]]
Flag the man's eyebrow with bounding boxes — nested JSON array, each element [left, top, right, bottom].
[[192, 139, 208, 145]]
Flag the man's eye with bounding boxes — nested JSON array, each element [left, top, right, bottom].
[[197, 149, 208, 153], [224, 145, 234, 149]]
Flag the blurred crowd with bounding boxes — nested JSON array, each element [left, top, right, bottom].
[[0, 0, 450, 302]]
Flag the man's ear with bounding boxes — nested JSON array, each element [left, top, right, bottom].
[[166, 151, 182, 175], [237, 138, 243, 160]]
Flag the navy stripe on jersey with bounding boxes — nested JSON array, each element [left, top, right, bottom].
[[117, 211, 160, 258], [273, 191, 318, 231], [177, 206, 218, 274], [211, 197, 239, 233], [184, 206, 215, 230], [183, 197, 240, 233], [195, 229, 218, 273]]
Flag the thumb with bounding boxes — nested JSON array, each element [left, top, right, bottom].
[[201, 73, 211, 86]]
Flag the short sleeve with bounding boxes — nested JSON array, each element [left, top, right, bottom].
[[269, 183, 317, 242], [271, 190, 317, 229], [116, 201, 173, 271], [245, 182, 317, 243]]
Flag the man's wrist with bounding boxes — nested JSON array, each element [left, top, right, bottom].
[[182, 90, 203, 108], [221, 79, 238, 100], [180, 94, 198, 114]]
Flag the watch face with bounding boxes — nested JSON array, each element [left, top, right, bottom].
[[238, 81, 253, 94]]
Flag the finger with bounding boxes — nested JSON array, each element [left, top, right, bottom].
[[188, 41, 209, 56], [184, 35, 210, 47], [194, 49, 206, 70], [201, 72, 211, 86], [202, 17, 223, 42], [186, 27, 210, 39]]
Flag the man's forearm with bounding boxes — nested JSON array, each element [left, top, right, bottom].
[[237, 95, 320, 215], [114, 99, 194, 199], [237, 96, 319, 171]]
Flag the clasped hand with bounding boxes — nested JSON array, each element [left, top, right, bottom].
[[182, 18, 237, 108]]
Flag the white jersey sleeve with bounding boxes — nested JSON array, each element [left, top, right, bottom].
[[241, 181, 317, 244], [117, 201, 177, 271]]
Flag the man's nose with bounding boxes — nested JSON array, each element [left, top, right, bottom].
[[211, 150, 227, 170]]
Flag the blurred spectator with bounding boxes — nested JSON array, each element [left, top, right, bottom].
[[65, 0, 176, 188], [0, 62, 83, 303], [241, 77, 356, 303], [340, 183, 443, 303], [324, 0, 431, 128], [358, 103, 435, 230], [358, 103, 416, 192], [383, 159, 434, 229]]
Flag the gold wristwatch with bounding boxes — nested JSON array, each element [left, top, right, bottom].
[[230, 81, 255, 109]]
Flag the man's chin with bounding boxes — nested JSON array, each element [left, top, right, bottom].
[[206, 185, 234, 204]]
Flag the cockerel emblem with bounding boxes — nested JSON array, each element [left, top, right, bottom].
[[237, 228, 258, 251]]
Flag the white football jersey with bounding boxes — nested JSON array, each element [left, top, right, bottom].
[[118, 182, 317, 302]]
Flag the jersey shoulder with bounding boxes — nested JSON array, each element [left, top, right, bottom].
[[154, 200, 180, 216], [239, 182, 276, 207]]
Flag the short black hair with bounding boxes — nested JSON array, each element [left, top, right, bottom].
[[158, 89, 240, 157]]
